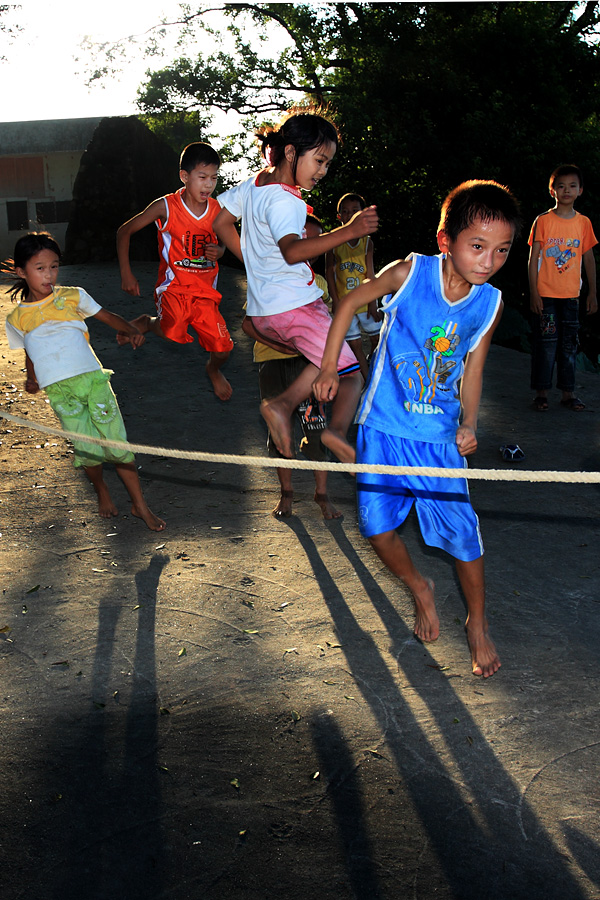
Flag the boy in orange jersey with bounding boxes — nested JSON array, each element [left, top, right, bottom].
[[117, 142, 234, 401]]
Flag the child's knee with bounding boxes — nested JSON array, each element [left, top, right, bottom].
[[368, 529, 396, 551]]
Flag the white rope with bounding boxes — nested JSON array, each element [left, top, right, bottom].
[[2, 409, 599, 483]]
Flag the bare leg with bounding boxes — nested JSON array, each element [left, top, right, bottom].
[[368, 333, 380, 355], [348, 337, 370, 381], [313, 470, 341, 519], [272, 468, 294, 518], [320, 371, 364, 464], [260, 363, 319, 459], [206, 350, 233, 401], [83, 463, 119, 519], [115, 461, 166, 532], [455, 557, 500, 678], [369, 529, 439, 641]]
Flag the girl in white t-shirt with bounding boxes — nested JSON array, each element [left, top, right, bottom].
[[3, 232, 165, 531], [214, 109, 378, 461]]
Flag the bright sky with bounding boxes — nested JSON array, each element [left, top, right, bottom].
[[1, 0, 234, 123]]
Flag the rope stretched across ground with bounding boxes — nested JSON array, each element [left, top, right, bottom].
[[1, 409, 599, 484]]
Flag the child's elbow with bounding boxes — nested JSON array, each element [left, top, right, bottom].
[[117, 222, 132, 242], [278, 235, 302, 265], [281, 248, 297, 265]]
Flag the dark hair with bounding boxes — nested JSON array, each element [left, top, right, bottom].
[[438, 180, 522, 242], [337, 192, 366, 213], [2, 231, 61, 302], [305, 213, 323, 232], [256, 106, 339, 182], [549, 164, 583, 193], [179, 142, 221, 172]]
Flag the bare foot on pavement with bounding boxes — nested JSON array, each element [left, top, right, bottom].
[[412, 578, 439, 642], [466, 620, 501, 677], [206, 362, 233, 401], [314, 492, 342, 520]]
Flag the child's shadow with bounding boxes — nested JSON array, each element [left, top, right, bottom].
[[283, 516, 586, 899]]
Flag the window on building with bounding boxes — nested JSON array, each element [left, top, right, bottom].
[[6, 200, 28, 231], [0, 158, 45, 199]]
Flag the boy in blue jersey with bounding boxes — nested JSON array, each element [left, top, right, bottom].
[[313, 180, 521, 678]]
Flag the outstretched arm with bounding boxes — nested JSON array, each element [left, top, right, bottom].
[[117, 198, 166, 296], [93, 309, 145, 349], [312, 258, 411, 402], [279, 206, 379, 266], [457, 302, 504, 457]]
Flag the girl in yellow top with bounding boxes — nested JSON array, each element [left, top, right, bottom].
[[4, 232, 165, 531], [326, 192, 382, 379]]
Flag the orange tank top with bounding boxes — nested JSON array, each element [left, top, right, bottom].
[[155, 190, 221, 303]]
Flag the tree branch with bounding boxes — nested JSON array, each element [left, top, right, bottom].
[[568, 0, 599, 33]]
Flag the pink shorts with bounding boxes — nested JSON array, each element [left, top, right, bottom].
[[252, 299, 359, 376]]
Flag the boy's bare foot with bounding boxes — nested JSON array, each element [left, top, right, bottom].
[[131, 502, 166, 532], [466, 621, 501, 678], [412, 577, 439, 642], [272, 490, 293, 518], [314, 492, 342, 520], [320, 427, 356, 465], [261, 400, 294, 458], [206, 361, 233, 401]]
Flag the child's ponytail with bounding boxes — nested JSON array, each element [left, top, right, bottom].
[[255, 106, 340, 180], [0, 257, 28, 303], [255, 126, 287, 169]]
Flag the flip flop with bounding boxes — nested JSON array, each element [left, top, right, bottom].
[[560, 397, 585, 411], [298, 395, 327, 431], [533, 396, 548, 411], [499, 444, 525, 463]]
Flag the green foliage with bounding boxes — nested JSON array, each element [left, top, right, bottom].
[[139, 110, 211, 156], [95, 2, 600, 340]]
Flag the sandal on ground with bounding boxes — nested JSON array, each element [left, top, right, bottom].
[[532, 396, 548, 411], [499, 444, 525, 463], [560, 396, 586, 411], [298, 395, 327, 431]]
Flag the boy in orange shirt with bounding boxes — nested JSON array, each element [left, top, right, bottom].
[[117, 142, 233, 401], [528, 164, 597, 411]]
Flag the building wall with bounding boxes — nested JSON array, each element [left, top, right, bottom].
[[0, 150, 85, 259], [0, 118, 102, 262]]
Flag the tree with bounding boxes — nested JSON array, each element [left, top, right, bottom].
[[0, 4, 22, 61], [65, 117, 179, 263], [88, 2, 600, 351]]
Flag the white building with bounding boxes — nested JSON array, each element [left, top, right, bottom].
[[0, 118, 102, 260]]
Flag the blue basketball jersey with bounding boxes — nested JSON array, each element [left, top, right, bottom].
[[356, 253, 501, 443]]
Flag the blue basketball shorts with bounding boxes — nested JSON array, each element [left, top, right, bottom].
[[356, 425, 484, 562]]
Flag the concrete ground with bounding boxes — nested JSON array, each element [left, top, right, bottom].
[[1, 263, 599, 900]]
